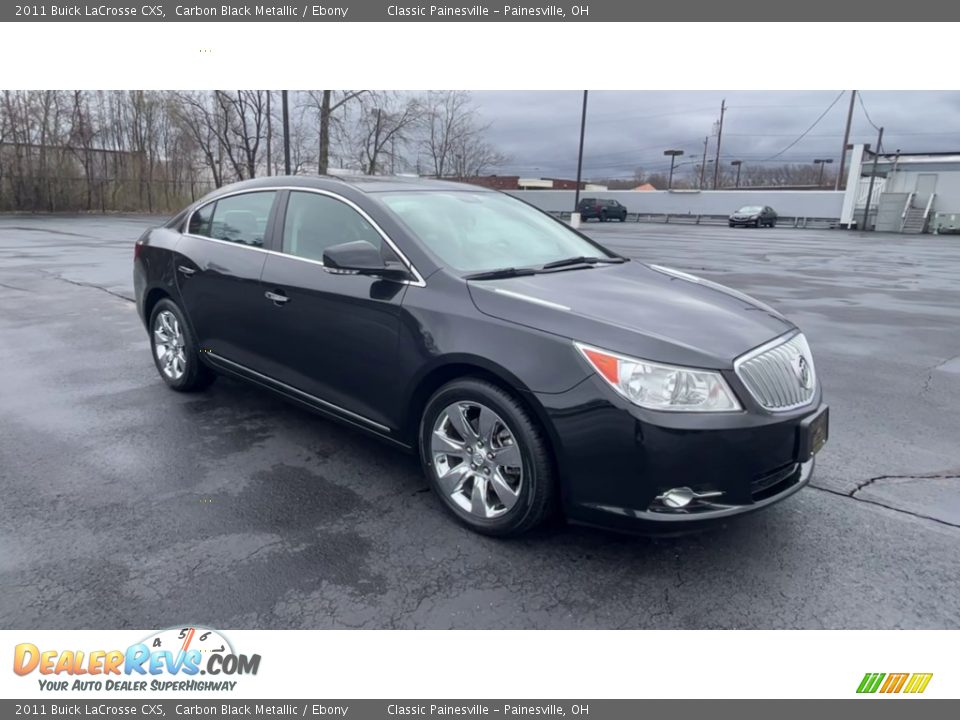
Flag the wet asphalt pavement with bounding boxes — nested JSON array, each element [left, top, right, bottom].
[[0, 214, 958, 629]]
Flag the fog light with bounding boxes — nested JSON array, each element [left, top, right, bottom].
[[650, 487, 725, 513], [658, 487, 696, 508]]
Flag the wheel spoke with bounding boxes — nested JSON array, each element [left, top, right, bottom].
[[476, 406, 498, 445], [432, 428, 467, 456], [489, 468, 520, 511], [435, 463, 469, 495], [446, 404, 477, 442], [492, 442, 520, 468], [470, 475, 490, 517]]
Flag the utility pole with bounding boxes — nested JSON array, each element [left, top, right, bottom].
[[836, 90, 856, 190], [699, 135, 709, 190], [266, 91, 272, 176], [281, 90, 291, 176], [713, 98, 726, 190], [861, 126, 884, 231], [573, 90, 589, 216]]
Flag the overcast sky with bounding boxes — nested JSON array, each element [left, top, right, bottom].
[[467, 91, 960, 180]]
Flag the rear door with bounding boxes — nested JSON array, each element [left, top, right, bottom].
[[256, 189, 408, 431], [175, 189, 279, 370]]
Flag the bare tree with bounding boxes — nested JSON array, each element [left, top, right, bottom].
[[303, 90, 367, 174], [349, 93, 421, 175], [418, 91, 505, 178]]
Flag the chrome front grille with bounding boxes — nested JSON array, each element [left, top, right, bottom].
[[735, 333, 816, 411]]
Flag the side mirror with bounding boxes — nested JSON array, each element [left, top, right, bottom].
[[322, 240, 411, 282]]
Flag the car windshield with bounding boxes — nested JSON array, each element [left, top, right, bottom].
[[380, 191, 615, 273], [738, 206, 763, 213]]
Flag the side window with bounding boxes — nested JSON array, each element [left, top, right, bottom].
[[209, 191, 276, 247], [188, 202, 214, 237], [282, 191, 382, 263]]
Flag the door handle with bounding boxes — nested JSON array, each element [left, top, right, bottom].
[[264, 290, 290, 305], [177, 265, 196, 276]]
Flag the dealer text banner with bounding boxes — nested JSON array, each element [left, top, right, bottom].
[[5, 0, 960, 21], [1, 701, 959, 719]]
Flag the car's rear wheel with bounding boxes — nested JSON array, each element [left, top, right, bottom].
[[420, 378, 555, 536], [149, 298, 215, 392], [600, 211, 607, 222]]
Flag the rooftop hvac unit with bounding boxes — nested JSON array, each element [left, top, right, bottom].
[[931, 212, 960, 234]]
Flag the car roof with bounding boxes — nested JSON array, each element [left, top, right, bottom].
[[201, 174, 494, 199]]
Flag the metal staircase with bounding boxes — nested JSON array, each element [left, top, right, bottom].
[[901, 205, 928, 234], [899, 193, 936, 234]]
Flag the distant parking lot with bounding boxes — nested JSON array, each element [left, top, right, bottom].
[[1, 215, 958, 629]]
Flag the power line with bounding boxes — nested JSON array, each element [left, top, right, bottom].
[[760, 90, 847, 162], [857, 92, 882, 132]]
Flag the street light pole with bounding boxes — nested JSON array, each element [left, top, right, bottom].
[[663, 149, 683, 190], [572, 90, 588, 227], [731, 160, 742, 188], [814, 158, 833, 187]]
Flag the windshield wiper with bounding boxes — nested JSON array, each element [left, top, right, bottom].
[[464, 267, 539, 281], [540, 256, 625, 270]]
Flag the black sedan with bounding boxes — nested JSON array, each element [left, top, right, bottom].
[[729, 205, 778, 228], [134, 176, 827, 536]]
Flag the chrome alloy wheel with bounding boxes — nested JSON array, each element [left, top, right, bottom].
[[153, 310, 186, 380], [430, 401, 524, 519]]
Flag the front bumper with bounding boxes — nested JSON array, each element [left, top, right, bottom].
[[534, 374, 825, 533]]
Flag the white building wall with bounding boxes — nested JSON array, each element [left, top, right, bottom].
[[884, 170, 960, 213]]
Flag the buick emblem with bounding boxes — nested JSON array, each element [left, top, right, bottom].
[[792, 353, 812, 390]]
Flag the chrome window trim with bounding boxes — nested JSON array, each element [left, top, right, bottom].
[[733, 330, 817, 413], [183, 185, 427, 287], [206, 351, 392, 433]]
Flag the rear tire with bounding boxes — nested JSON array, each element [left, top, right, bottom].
[[149, 298, 215, 392], [419, 378, 556, 537], [600, 211, 607, 223]]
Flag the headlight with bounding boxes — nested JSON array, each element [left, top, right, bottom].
[[574, 342, 741, 412]]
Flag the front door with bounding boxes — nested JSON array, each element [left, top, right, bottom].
[[914, 173, 937, 207], [257, 190, 408, 432]]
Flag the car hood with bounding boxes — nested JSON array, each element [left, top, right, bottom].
[[731, 212, 758, 218], [466, 261, 794, 368]]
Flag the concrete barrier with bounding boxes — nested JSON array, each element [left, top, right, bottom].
[[507, 188, 844, 219]]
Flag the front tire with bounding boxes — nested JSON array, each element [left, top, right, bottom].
[[420, 378, 555, 537], [149, 298, 215, 392]]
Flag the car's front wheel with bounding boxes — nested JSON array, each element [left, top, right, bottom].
[[420, 378, 555, 536], [149, 298, 215, 392]]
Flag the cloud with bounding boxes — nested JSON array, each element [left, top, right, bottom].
[[469, 90, 960, 179]]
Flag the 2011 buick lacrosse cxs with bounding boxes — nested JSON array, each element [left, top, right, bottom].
[[134, 175, 828, 536]]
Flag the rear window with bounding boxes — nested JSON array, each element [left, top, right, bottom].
[[209, 192, 276, 247]]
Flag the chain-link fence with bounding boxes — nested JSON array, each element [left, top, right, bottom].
[[0, 173, 218, 213]]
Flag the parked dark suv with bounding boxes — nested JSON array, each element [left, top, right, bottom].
[[578, 198, 628, 222], [134, 176, 827, 536]]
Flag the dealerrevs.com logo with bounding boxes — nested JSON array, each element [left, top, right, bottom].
[[857, 673, 933, 694], [13, 627, 260, 692]]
